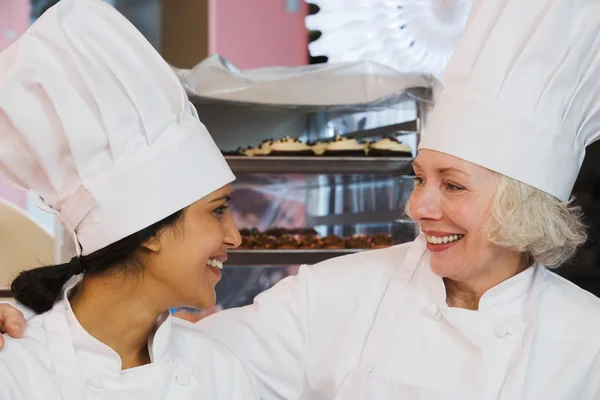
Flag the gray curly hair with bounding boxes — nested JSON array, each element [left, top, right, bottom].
[[482, 173, 587, 268]]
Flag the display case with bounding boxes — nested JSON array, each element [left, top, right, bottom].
[[208, 104, 429, 309], [181, 61, 434, 311]]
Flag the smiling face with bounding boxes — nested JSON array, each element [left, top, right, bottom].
[[408, 150, 523, 283], [142, 184, 241, 310]]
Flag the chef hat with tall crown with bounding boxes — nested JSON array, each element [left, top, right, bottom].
[[0, 0, 235, 256], [420, 0, 600, 202]]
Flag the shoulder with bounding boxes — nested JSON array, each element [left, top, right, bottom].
[[0, 315, 57, 396], [538, 268, 600, 342], [171, 317, 254, 369], [0, 314, 49, 358], [307, 241, 415, 285], [301, 241, 417, 301], [540, 268, 600, 314], [170, 318, 259, 399]]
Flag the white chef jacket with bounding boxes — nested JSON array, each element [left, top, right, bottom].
[[0, 280, 258, 400], [196, 235, 600, 399]]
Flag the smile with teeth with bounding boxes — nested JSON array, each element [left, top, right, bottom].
[[206, 259, 224, 270], [427, 234, 464, 245]]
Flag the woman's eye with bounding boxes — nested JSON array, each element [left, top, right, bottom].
[[413, 176, 424, 185], [212, 205, 228, 217], [446, 183, 464, 191]]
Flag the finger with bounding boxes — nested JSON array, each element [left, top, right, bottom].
[[5, 322, 23, 338], [0, 305, 26, 336], [0, 334, 4, 350]]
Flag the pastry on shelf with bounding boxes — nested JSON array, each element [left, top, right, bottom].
[[221, 148, 244, 156], [240, 139, 273, 157], [322, 135, 367, 157], [298, 235, 325, 249], [370, 233, 394, 248], [236, 228, 395, 251], [308, 140, 328, 156], [239, 228, 257, 236], [346, 234, 371, 249], [253, 235, 278, 250], [368, 136, 413, 157], [252, 139, 274, 156], [322, 234, 346, 249], [276, 234, 300, 250], [269, 136, 314, 156], [264, 227, 288, 237], [239, 146, 255, 157], [238, 228, 259, 249], [239, 236, 255, 249]]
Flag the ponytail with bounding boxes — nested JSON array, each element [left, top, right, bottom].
[[10, 209, 184, 315], [11, 258, 82, 314]]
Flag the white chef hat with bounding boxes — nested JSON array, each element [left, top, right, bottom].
[[0, 0, 235, 255], [420, 0, 600, 202]]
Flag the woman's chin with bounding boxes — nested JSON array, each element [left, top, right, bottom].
[[429, 257, 461, 279]]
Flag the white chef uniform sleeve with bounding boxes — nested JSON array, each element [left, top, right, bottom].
[[196, 265, 314, 400]]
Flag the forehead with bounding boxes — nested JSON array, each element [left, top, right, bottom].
[[414, 149, 470, 170], [196, 184, 232, 205]]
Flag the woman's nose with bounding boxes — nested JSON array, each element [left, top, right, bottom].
[[223, 213, 242, 249], [409, 186, 443, 222]]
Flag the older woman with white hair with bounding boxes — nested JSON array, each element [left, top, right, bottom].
[[2, 0, 600, 398]]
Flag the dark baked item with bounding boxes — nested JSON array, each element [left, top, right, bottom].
[[322, 234, 346, 249], [277, 234, 300, 250], [368, 136, 412, 157], [298, 235, 324, 249], [239, 235, 255, 249], [253, 235, 278, 250], [369, 233, 394, 249], [239, 228, 259, 237], [221, 148, 244, 156], [264, 228, 288, 237], [346, 234, 371, 249], [238, 228, 260, 249]]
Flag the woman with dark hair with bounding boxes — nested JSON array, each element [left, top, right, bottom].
[[0, 0, 256, 398]]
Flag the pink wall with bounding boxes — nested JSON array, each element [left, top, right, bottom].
[[0, 0, 29, 208], [210, 0, 308, 69], [0, 0, 29, 51]]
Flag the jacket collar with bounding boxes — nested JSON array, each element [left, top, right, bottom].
[[56, 275, 173, 373]]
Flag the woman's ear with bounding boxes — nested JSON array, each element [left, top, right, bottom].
[[141, 235, 162, 253]]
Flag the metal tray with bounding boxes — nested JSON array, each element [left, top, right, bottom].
[[225, 156, 414, 175], [227, 249, 367, 265]]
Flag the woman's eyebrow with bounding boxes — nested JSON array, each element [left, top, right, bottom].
[[209, 194, 231, 204], [439, 167, 472, 177]]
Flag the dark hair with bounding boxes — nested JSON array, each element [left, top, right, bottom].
[[11, 210, 185, 314]]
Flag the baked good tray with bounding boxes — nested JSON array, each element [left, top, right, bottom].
[[227, 249, 365, 266], [225, 156, 414, 175]]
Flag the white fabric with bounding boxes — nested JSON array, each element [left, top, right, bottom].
[[0, 279, 258, 399], [369, 253, 535, 398], [194, 236, 600, 399], [5, 238, 600, 398], [0, 0, 234, 255], [419, 0, 600, 201]]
